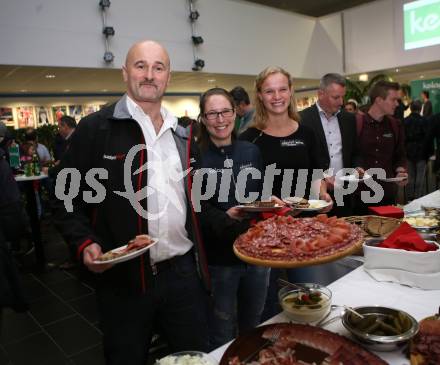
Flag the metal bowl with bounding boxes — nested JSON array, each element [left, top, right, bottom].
[[342, 306, 419, 351]]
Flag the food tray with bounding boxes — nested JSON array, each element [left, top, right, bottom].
[[343, 215, 401, 238]]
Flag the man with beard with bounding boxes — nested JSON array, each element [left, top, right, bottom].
[[53, 40, 210, 364]]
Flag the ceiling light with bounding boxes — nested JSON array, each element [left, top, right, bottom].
[[99, 0, 111, 9], [358, 74, 368, 82], [103, 26, 115, 36], [420, 75, 424, 79], [346, 76, 351, 80], [45, 74, 56, 79], [301, 85, 306, 89], [395, 68, 399, 72], [192, 36, 204, 45], [103, 51, 114, 63], [101, 89, 108, 92], [64, 89, 71, 92], [189, 10, 200, 22], [207, 79, 216, 83], [192, 58, 205, 71], [20, 89, 27, 92]]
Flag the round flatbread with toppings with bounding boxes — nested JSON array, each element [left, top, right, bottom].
[[233, 214, 363, 268]]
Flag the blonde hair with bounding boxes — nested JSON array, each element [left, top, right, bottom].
[[252, 66, 300, 130]]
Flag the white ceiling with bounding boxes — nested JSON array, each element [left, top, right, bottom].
[[1, 61, 439, 99]]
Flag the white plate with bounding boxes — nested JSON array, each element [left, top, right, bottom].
[[236, 204, 283, 212], [379, 176, 408, 182], [338, 173, 371, 182], [294, 199, 332, 211], [93, 238, 158, 265]]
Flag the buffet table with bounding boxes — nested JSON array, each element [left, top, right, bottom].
[[210, 266, 440, 364]]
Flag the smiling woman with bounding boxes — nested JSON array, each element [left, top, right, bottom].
[[195, 87, 270, 349]]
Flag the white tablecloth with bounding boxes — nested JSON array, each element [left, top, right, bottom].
[[210, 266, 440, 365], [14, 173, 48, 182], [404, 189, 440, 213]]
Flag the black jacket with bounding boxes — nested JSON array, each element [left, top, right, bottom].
[[0, 148, 28, 312], [53, 95, 210, 293], [404, 113, 430, 161], [198, 140, 262, 266], [300, 104, 359, 171]]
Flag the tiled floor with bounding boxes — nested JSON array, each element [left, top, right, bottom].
[[0, 216, 169, 365]]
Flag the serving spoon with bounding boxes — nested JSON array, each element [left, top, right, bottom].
[[277, 278, 312, 294]]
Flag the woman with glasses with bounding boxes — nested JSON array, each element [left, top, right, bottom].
[[195, 88, 270, 349], [240, 66, 331, 319]]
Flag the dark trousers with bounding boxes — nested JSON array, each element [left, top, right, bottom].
[[96, 252, 209, 365]]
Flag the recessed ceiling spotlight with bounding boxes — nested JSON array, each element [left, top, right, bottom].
[[45, 74, 56, 79], [20, 89, 27, 92], [207, 79, 216, 83], [301, 85, 306, 89], [101, 89, 108, 92], [64, 89, 71, 92], [420, 75, 424, 78]]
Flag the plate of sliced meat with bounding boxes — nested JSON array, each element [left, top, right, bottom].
[[233, 214, 364, 268], [93, 234, 158, 265], [221, 323, 387, 365]]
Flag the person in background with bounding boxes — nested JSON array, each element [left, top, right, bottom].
[[54, 115, 77, 164], [24, 128, 51, 167], [0, 141, 29, 327], [353, 81, 408, 214], [196, 87, 268, 349], [404, 100, 430, 200], [393, 89, 409, 122], [300, 73, 360, 218], [177, 116, 195, 128], [240, 66, 331, 320], [230, 86, 255, 134], [421, 90, 433, 118], [53, 39, 210, 364], [344, 99, 358, 114]]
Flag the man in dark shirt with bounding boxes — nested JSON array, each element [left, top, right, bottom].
[[230, 86, 254, 134], [404, 101, 430, 200], [354, 81, 408, 214], [421, 90, 433, 118]]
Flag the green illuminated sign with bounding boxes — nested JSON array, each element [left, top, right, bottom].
[[404, 0, 440, 50]]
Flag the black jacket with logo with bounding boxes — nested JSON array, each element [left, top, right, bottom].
[[198, 140, 262, 266], [53, 95, 210, 293]]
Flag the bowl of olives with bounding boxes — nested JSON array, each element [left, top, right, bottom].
[[342, 306, 419, 351]]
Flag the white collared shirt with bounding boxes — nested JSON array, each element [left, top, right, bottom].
[[316, 102, 343, 176], [126, 96, 193, 263]]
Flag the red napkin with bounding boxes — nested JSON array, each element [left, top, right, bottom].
[[261, 207, 291, 220], [368, 205, 404, 218], [377, 222, 438, 252]]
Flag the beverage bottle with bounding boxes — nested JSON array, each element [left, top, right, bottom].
[[24, 160, 32, 177], [32, 153, 41, 175]]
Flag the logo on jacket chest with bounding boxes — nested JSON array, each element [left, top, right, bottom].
[[280, 139, 305, 147]]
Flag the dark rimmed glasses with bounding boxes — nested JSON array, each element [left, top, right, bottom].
[[204, 108, 234, 120]]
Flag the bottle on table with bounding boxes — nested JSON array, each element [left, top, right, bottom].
[[24, 160, 33, 177], [32, 153, 40, 175]]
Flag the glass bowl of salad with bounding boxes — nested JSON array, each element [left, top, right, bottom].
[[278, 283, 332, 323]]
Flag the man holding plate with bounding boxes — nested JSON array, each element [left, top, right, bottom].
[[54, 40, 210, 364]]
